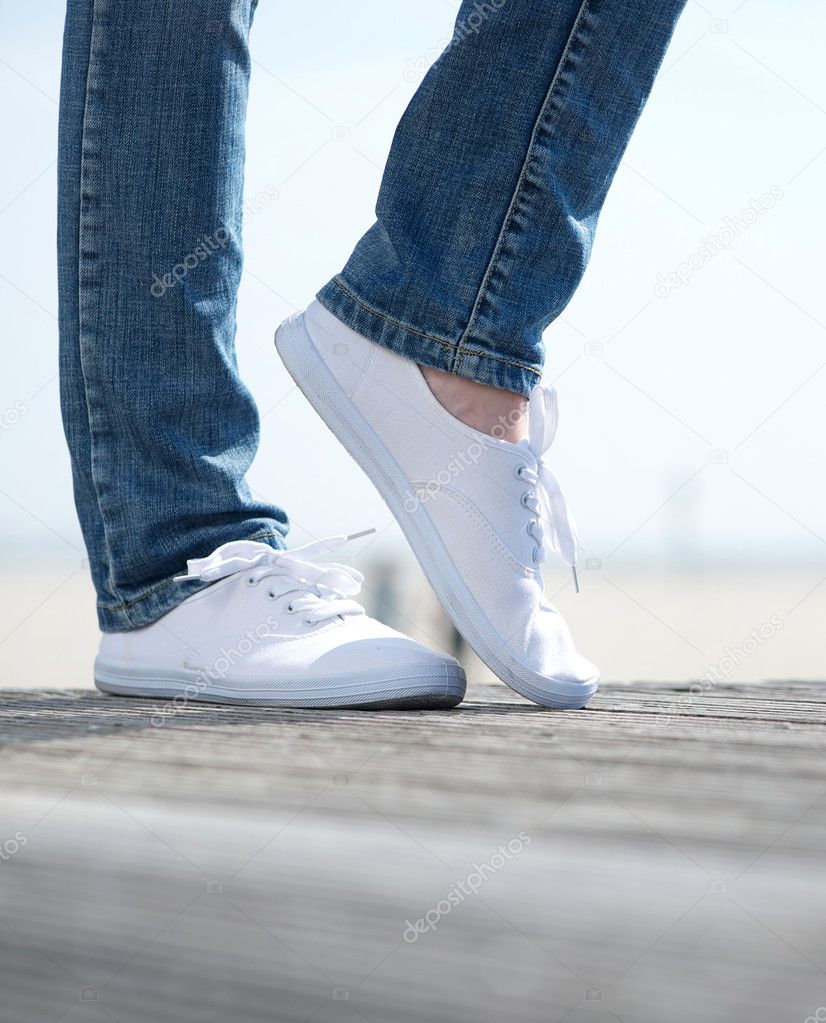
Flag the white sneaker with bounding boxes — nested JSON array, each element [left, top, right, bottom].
[[94, 537, 466, 709], [275, 303, 599, 709]]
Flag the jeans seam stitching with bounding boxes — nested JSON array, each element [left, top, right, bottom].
[[453, 0, 592, 366], [330, 278, 457, 347], [98, 576, 182, 612], [77, 0, 130, 620], [455, 348, 542, 378], [330, 278, 540, 378], [97, 530, 285, 612]]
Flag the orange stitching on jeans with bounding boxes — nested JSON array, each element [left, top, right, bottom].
[[330, 278, 456, 347], [455, 348, 542, 378], [330, 278, 541, 378]]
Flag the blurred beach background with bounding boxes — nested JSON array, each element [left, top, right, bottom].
[[1, 0, 824, 689]]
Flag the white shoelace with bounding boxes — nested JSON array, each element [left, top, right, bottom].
[[517, 384, 580, 592], [174, 534, 369, 625]]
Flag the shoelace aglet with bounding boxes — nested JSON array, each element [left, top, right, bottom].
[[571, 565, 580, 594], [346, 528, 376, 542]]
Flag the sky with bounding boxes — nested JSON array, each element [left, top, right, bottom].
[[1, 0, 824, 568]]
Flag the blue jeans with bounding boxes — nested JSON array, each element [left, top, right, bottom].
[[58, 0, 685, 631]]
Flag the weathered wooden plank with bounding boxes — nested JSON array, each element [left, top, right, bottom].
[[0, 682, 824, 1023]]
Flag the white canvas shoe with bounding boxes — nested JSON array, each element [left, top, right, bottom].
[[275, 303, 599, 709], [95, 537, 466, 709]]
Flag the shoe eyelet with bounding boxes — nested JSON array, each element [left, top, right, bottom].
[[514, 464, 527, 480], [247, 577, 258, 587], [286, 602, 295, 613], [267, 591, 277, 600], [303, 618, 313, 627], [520, 492, 531, 510]]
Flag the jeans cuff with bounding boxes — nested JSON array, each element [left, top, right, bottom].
[[317, 277, 542, 397], [96, 530, 286, 632]]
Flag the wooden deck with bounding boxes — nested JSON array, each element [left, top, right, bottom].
[[1, 680, 824, 1022]]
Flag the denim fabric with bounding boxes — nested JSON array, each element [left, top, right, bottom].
[[58, 0, 683, 631], [319, 0, 686, 395], [58, 0, 287, 630]]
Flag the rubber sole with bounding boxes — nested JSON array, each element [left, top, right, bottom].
[[274, 313, 599, 710], [94, 659, 466, 710]]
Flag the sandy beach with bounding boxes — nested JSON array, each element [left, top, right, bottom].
[[2, 560, 822, 690]]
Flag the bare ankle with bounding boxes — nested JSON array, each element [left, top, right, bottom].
[[418, 365, 527, 443]]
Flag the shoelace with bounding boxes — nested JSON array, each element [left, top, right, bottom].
[[516, 384, 580, 592], [174, 534, 369, 625]]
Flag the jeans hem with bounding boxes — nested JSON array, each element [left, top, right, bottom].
[[96, 529, 286, 632], [453, 0, 593, 364], [317, 277, 542, 397]]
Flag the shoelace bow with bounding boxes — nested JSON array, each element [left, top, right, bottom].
[[174, 534, 369, 625], [518, 384, 580, 592]]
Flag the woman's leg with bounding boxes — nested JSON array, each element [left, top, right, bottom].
[[276, 0, 687, 708], [58, 0, 288, 632], [318, 0, 686, 396]]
